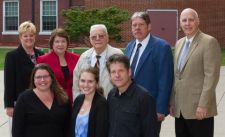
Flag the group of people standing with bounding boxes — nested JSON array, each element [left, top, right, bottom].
[[4, 8, 220, 137]]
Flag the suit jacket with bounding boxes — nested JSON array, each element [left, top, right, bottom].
[[37, 51, 79, 103], [72, 93, 108, 137], [72, 45, 123, 100], [170, 30, 221, 119], [125, 34, 174, 115], [4, 45, 44, 107]]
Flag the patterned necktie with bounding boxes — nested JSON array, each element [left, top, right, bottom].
[[178, 40, 190, 71], [131, 43, 142, 76], [95, 55, 101, 70]]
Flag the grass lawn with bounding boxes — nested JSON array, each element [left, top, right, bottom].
[[0, 47, 224, 70]]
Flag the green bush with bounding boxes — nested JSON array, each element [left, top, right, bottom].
[[62, 6, 129, 44]]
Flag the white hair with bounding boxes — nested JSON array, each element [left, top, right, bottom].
[[90, 24, 108, 34]]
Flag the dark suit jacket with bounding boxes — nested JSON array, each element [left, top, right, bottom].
[[37, 51, 79, 103], [125, 34, 174, 115], [4, 45, 44, 107], [72, 93, 108, 137]]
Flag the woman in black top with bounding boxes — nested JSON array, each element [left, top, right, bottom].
[[4, 21, 44, 117], [12, 64, 71, 137], [72, 67, 108, 137]]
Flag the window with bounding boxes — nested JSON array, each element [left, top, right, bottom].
[[3, 0, 19, 34], [40, 0, 57, 34]]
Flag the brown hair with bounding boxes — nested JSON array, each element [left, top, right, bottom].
[[106, 54, 130, 73], [30, 63, 69, 105], [79, 67, 104, 96], [49, 28, 70, 49], [131, 12, 151, 25]]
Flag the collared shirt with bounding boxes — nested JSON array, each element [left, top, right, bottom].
[[185, 35, 195, 48], [91, 48, 107, 75], [107, 82, 157, 137], [130, 33, 150, 70]]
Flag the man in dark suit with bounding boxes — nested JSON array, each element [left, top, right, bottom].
[[170, 8, 221, 137], [125, 11, 174, 136]]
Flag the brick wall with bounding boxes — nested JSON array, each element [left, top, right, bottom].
[[84, 0, 225, 48], [1, 0, 225, 48]]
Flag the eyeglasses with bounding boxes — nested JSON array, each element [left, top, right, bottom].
[[90, 34, 105, 40], [34, 75, 50, 80]]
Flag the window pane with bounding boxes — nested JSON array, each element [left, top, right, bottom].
[[42, 1, 57, 31], [43, 1, 56, 16], [5, 2, 18, 31], [42, 16, 56, 31]]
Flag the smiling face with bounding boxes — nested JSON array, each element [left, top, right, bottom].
[[180, 8, 200, 38], [132, 17, 151, 41], [19, 31, 36, 49], [52, 36, 67, 55], [79, 72, 97, 96], [34, 69, 52, 92], [109, 62, 132, 92]]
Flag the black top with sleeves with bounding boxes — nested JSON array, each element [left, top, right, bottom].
[[4, 45, 44, 107], [107, 82, 157, 137], [12, 89, 71, 137], [72, 92, 108, 137]]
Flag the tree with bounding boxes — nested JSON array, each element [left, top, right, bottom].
[[62, 6, 129, 45]]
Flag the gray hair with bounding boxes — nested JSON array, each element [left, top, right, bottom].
[[90, 24, 108, 34], [131, 12, 151, 25]]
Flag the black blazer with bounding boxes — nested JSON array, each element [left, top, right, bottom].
[[4, 45, 44, 107], [72, 93, 108, 137]]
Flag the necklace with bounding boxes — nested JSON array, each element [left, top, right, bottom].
[[80, 108, 85, 112]]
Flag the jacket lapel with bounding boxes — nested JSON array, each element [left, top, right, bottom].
[[134, 35, 154, 77], [179, 31, 201, 72]]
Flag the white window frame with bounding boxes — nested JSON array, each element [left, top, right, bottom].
[[39, 0, 58, 35], [2, 0, 19, 35]]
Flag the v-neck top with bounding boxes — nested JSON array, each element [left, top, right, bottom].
[[12, 89, 71, 137]]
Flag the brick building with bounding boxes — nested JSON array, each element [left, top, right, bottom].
[[0, 0, 225, 48]]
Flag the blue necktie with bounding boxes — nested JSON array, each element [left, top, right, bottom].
[[131, 43, 142, 76], [178, 40, 190, 71]]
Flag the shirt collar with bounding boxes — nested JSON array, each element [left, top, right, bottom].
[[115, 81, 135, 97], [135, 33, 151, 46]]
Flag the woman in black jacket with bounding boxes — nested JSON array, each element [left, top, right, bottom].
[[72, 67, 108, 137], [4, 21, 44, 134]]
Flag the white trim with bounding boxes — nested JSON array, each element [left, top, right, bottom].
[[2, 0, 19, 34], [146, 9, 178, 42], [40, 0, 58, 33], [38, 31, 51, 35]]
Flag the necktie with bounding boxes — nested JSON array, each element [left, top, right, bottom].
[[131, 43, 142, 76], [95, 55, 101, 70], [178, 40, 190, 71]]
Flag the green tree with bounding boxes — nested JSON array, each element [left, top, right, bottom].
[[62, 6, 129, 45]]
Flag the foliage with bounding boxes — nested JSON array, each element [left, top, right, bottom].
[[62, 6, 129, 43]]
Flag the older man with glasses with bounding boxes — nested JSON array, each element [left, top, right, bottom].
[[72, 24, 123, 100]]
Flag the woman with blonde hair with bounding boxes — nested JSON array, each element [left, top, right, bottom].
[[4, 21, 44, 136]]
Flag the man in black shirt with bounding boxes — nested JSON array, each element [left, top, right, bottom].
[[106, 54, 157, 137]]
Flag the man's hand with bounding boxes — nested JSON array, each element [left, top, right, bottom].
[[157, 113, 165, 121], [196, 107, 207, 120], [6, 107, 14, 117]]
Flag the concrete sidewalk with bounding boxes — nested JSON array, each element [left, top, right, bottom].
[[1, 67, 225, 137]]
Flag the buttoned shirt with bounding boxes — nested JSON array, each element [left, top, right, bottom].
[[107, 82, 157, 137], [130, 33, 150, 73], [91, 49, 107, 75]]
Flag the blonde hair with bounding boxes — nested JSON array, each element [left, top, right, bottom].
[[18, 21, 36, 36]]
